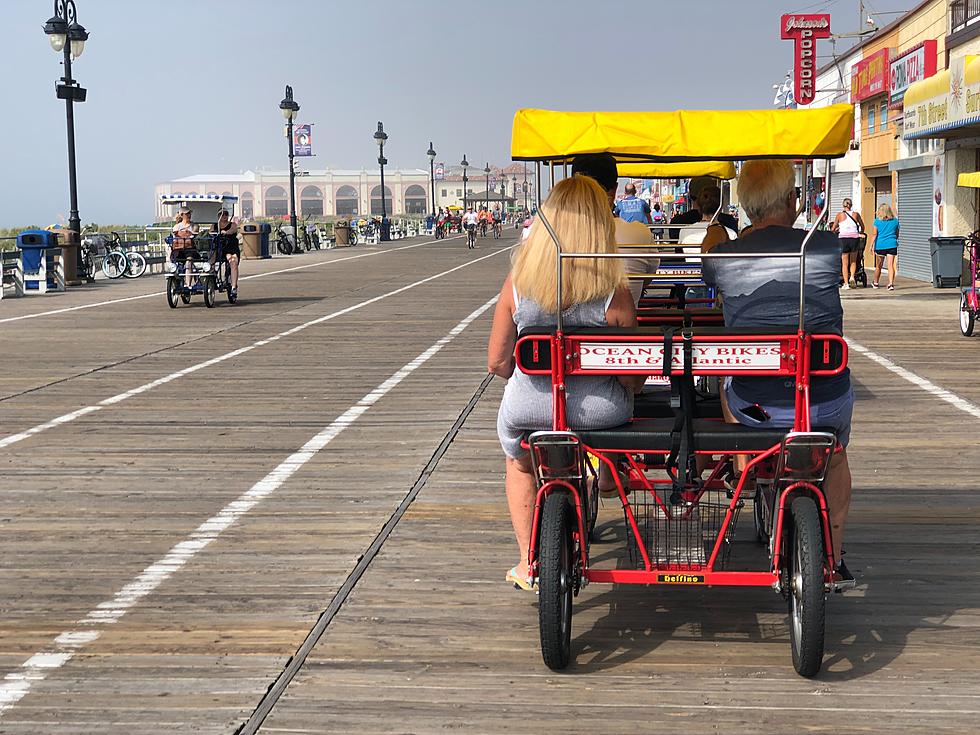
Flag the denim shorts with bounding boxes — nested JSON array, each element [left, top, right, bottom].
[[724, 378, 854, 447]]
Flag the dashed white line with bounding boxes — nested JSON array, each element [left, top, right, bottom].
[[0, 294, 498, 716], [0, 246, 504, 450], [847, 338, 980, 420], [0, 235, 462, 325]]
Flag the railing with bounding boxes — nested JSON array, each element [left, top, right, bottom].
[[951, 0, 980, 33]]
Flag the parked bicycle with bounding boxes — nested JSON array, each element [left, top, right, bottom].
[[275, 222, 297, 255], [101, 231, 147, 279]]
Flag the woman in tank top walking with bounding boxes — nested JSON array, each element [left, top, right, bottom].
[[831, 198, 865, 289], [487, 175, 644, 590]]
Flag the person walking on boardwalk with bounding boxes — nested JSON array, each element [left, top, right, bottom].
[[831, 198, 865, 289], [871, 203, 899, 291], [487, 175, 643, 591]]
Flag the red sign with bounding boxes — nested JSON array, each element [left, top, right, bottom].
[[851, 47, 891, 102], [889, 40, 938, 108], [781, 14, 832, 106]]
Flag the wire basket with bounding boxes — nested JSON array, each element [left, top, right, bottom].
[[624, 488, 742, 570]]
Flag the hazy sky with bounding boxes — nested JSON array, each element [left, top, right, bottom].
[[1, 0, 921, 226]]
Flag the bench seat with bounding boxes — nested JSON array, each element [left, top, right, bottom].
[[579, 418, 835, 453], [633, 395, 723, 419]]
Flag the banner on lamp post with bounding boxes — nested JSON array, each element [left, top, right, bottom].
[[434, 163, 445, 180], [294, 124, 312, 156], [781, 14, 831, 106]]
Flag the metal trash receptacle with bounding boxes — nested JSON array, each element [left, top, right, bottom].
[[257, 223, 272, 259], [929, 236, 965, 288], [334, 221, 351, 246]]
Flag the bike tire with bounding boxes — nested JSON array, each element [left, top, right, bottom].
[[960, 292, 976, 337], [102, 251, 126, 279], [203, 277, 216, 308], [166, 278, 180, 309], [123, 251, 147, 279], [787, 496, 826, 678], [539, 493, 575, 671]]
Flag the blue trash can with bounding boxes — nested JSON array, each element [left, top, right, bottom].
[[16, 229, 59, 290], [257, 222, 272, 259]]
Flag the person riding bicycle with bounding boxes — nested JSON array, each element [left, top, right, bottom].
[[171, 206, 200, 292], [463, 207, 480, 248], [492, 206, 503, 238], [478, 208, 491, 237], [210, 209, 240, 298]]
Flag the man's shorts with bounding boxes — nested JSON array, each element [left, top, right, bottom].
[[724, 378, 854, 448], [839, 237, 864, 254]]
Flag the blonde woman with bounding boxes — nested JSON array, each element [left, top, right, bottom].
[[487, 175, 641, 590], [871, 203, 900, 290], [831, 198, 865, 289]]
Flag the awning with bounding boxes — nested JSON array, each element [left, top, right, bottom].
[[903, 55, 980, 139], [958, 171, 980, 187], [510, 106, 854, 163], [617, 161, 736, 180]]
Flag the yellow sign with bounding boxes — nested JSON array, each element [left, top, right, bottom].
[[657, 573, 705, 584]]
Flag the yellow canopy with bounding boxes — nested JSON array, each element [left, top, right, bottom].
[[617, 161, 736, 180], [958, 172, 980, 188], [511, 105, 854, 162]]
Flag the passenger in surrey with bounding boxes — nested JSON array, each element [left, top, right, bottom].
[[702, 159, 855, 582], [488, 175, 642, 590]]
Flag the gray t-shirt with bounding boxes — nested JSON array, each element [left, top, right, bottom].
[[701, 226, 850, 406]]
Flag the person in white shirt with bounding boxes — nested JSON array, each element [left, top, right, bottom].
[[463, 208, 480, 248], [171, 207, 199, 292]]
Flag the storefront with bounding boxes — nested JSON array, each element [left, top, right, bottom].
[[903, 51, 980, 279]]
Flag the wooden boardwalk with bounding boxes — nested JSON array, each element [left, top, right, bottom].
[[2, 234, 980, 733]]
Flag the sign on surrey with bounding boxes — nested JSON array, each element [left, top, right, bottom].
[[781, 14, 831, 106]]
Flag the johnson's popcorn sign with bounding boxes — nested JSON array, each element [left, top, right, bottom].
[[781, 14, 831, 106], [578, 342, 783, 371]]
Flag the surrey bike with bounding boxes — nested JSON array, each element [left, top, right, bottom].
[[509, 104, 855, 676], [165, 233, 218, 308], [956, 173, 980, 336]]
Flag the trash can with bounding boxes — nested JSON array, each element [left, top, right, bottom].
[[241, 223, 262, 259], [929, 236, 965, 288], [257, 222, 272, 259], [56, 228, 81, 285], [334, 220, 351, 246], [16, 229, 58, 291]]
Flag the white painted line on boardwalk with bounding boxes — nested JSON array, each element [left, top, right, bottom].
[[0, 294, 498, 716], [0, 246, 504, 451], [847, 338, 980, 420], [0, 235, 463, 325]]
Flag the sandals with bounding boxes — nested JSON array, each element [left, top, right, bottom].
[[506, 566, 536, 591]]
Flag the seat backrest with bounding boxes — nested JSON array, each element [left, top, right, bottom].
[[516, 326, 847, 379]]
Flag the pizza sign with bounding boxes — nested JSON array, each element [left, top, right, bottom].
[[781, 14, 831, 106]]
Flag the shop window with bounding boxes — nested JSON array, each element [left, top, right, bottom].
[[867, 106, 876, 134]]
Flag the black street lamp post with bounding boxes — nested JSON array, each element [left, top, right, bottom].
[[374, 122, 389, 241], [427, 142, 437, 218], [484, 164, 491, 212], [43, 0, 89, 279], [460, 155, 469, 211], [279, 85, 300, 245]]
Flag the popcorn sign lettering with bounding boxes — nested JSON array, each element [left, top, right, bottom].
[[781, 14, 831, 106]]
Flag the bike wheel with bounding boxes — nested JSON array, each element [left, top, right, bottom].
[[166, 278, 180, 309], [83, 252, 96, 281], [123, 251, 147, 279], [225, 263, 237, 304], [960, 292, 976, 336], [787, 495, 826, 678], [276, 236, 290, 255], [203, 277, 216, 308], [539, 493, 576, 671], [102, 251, 126, 279]]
